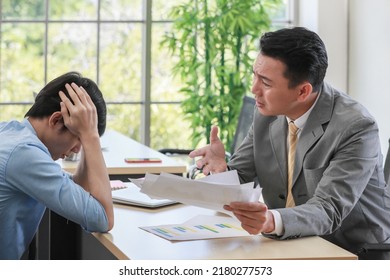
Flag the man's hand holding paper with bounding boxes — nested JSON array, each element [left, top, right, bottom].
[[224, 201, 275, 235], [132, 170, 261, 216]]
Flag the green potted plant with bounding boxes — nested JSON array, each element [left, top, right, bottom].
[[161, 0, 281, 150]]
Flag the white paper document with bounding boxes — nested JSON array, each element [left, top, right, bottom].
[[140, 215, 251, 241], [130, 170, 261, 215]]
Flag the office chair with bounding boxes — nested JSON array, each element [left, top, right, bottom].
[[159, 96, 256, 178], [384, 138, 390, 183], [357, 138, 390, 259], [227, 95, 256, 158]]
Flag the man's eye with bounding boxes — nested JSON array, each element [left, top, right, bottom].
[[262, 80, 270, 87]]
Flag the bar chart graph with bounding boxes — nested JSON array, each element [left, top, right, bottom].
[[141, 215, 251, 241]]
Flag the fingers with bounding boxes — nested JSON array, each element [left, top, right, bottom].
[[189, 147, 207, 158], [57, 82, 98, 137], [189, 148, 211, 172], [64, 83, 81, 106], [79, 85, 97, 118], [189, 126, 221, 158], [196, 159, 206, 170], [229, 209, 263, 235], [59, 83, 96, 116], [240, 223, 262, 235], [229, 201, 268, 212], [201, 163, 212, 175], [81, 86, 96, 110], [59, 91, 71, 122], [59, 84, 82, 114], [60, 83, 89, 107], [210, 126, 220, 143], [59, 90, 73, 108], [224, 202, 268, 235], [192, 157, 220, 175], [68, 83, 91, 106], [189, 125, 226, 175]]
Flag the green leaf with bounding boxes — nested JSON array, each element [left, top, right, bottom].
[[161, 0, 282, 149]]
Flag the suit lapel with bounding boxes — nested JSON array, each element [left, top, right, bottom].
[[293, 115, 324, 185], [269, 116, 288, 186], [293, 83, 334, 186]]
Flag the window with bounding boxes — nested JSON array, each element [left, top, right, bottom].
[[0, 0, 294, 149]]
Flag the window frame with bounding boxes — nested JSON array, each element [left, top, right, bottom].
[[0, 0, 295, 147]]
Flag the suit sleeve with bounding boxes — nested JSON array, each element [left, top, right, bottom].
[[227, 123, 258, 183]]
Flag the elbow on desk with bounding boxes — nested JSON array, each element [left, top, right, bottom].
[[99, 209, 114, 232], [107, 213, 114, 231], [105, 202, 115, 231], [84, 205, 114, 233], [87, 216, 113, 233]]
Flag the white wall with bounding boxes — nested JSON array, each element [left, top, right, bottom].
[[297, 0, 390, 156], [298, 0, 349, 92], [349, 0, 390, 156]]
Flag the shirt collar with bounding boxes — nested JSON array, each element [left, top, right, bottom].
[[286, 92, 320, 130], [22, 117, 38, 136]]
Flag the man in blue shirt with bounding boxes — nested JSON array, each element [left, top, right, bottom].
[[0, 72, 114, 259]]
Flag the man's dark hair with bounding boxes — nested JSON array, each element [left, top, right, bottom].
[[25, 71, 106, 136], [259, 27, 328, 93]]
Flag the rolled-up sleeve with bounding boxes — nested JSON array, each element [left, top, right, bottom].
[[6, 142, 108, 232]]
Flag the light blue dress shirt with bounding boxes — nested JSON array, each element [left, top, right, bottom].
[[0, 119, 108, 259]]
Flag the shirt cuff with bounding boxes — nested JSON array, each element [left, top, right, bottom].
[[262, 209, 284, 236]]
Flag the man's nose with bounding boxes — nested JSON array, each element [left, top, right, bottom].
[[251, 81, 262, 97]]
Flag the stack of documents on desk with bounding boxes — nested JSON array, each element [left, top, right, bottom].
[[130, 170, 261, 215]]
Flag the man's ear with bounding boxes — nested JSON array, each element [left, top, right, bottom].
[[297, 82, 313, 102], [48, 112, 65, 129]]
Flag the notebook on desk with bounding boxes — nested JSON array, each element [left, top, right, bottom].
[[111, 182, 177, 208]]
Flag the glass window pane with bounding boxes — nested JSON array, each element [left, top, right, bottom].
[[0, 105, 31, 122], [152, 0, 188, 21], [269, 0, 289, 20], [1, 0, 45, 20], [106, 104, 141, 142], [47, 23, 97, 81], [100, 0, 143, 21], [269, 0, 294, 28], [1, 0, 293, 146], [150, 104, 192, 150], [49, 0, 98, 20], [99, 23, 142, 102], [0, 23, 45, 103], [151, 23, 184, 102]]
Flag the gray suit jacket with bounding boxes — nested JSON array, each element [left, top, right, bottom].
[[228, 82, 390, 254]]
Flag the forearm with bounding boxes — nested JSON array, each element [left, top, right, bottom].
[[73, 133, 114, 230]]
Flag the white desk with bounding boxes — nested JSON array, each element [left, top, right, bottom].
[[45, 131, 357, 260], [91, 203, 357, 260]]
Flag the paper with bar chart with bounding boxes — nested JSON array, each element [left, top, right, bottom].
[[140, 215, 251, 241]]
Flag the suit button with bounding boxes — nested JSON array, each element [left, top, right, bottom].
[[279, 194, 285, 200]]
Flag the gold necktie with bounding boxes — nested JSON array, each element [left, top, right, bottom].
[[286, 121, 298, 207]]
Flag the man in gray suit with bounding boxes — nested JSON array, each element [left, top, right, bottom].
[[189, 27, 390, 259]]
